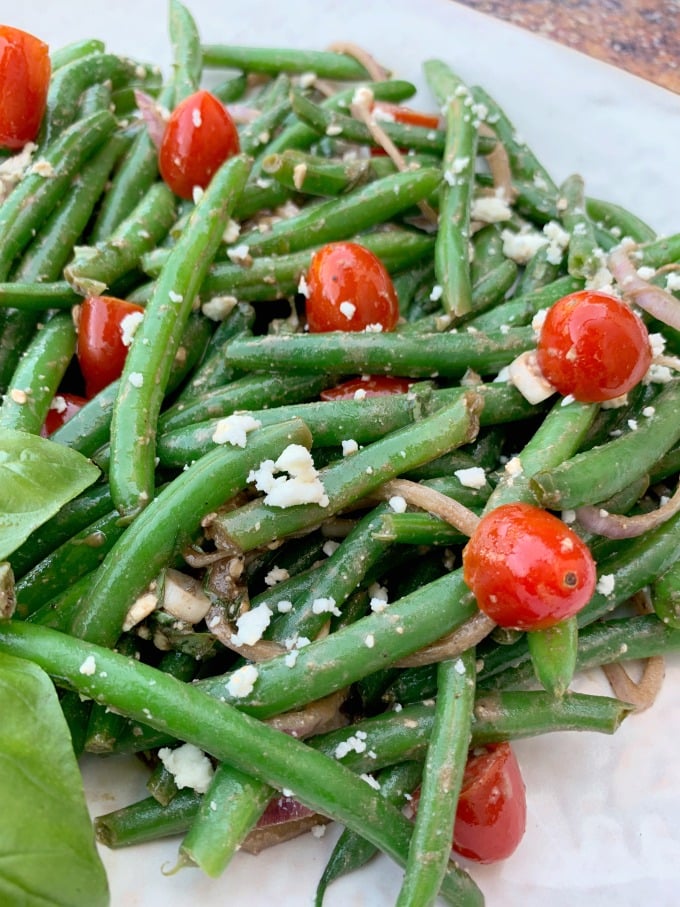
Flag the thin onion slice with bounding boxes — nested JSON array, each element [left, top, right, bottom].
[[576, 480, 680, 539], [133, 89, 167, 149], [609, 245, 680, 331], [395, 611, 496, 668], [326, 41, 390, 82], [603, 657, 665, 712], [374, 477, 481, 538]]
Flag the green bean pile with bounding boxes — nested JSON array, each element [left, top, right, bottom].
[[2, 3, 680, 905]]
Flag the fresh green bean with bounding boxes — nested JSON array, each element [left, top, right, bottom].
[[109, 153, 251, 518], [586, 197, 656, 244], [50, 39, 106, 71], [201, 44, 373, 80], [0, 282, 80, 310], [526, 617, 578, 698], [169, 0, 202, 102], [558, 174, 601, 279]]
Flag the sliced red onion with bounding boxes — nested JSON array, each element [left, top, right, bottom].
[[609, 246, 680, 331], [226, 104, 262, 124], [575, 482, 680, 539], [133, 89, 167, 149]]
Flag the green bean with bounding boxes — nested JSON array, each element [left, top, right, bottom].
[[77, 81, 113, 118], [316, 761, 424, 906], [0, 282, 80, 310], [515, 244, 563, 296], [0, 620, 485, 907], [635, 232, 680, 270], [0, 314, 76, 434], [96, 789, 205, 848], [72, 418, 312, 647], [651, 560, 680, 628], [0, 109, 116, 280], [201, 44, 373, 80], [42, 52, 140, 142], [211, 73, 248, 103], [467, 274, 583, 332], [526, 617, 578, 697], [159, 372, 329, 433], [586, 197, 656, 244], [373, 512, 468, 546], [261, 148, 376, 197], [109, 153, 251, 519], [219, 325, 534, 379], [470, 85, 557, 192], [169, 0, 202, 102], [424, 61, 478, 316], [558, 174, 601, 279], [51, 39, 106, 71], [470, 224, 505, 284], [396, 652, 476, 907], [65, 183, 177, 295], [530, 380, 680, 510], [239, 93, 292, 158]]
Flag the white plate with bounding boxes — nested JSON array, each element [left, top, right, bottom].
[[11, 1, 680, 904]]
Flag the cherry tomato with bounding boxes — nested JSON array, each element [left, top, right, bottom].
[[536, 290, 652, 402], [305, 241, 400, 333], [158, 89, 240, 200], [453, 743, 527, 864], [0, 26, 50, 149], [320, 375, 412, 401], [76, 295, 144, 397], [41, 392, 87, 436], [372, 101, 440, 130], [462, 502, 596, 630]]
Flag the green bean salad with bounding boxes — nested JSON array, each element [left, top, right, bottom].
[[1, 2, 679, 905]]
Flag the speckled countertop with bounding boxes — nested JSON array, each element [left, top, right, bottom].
[[455, 0, 680, 92]]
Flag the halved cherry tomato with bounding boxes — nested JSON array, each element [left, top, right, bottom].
[[0, 25, 50, 149], [158, 89, 240, 200], [76, 295, 144, 397], [320, 375, 412, 401], [453, 743, 527, 864], [462, 502, 596, 630], [536, 289, 652, 402], [41, 392, 87, 436], [305, 241, 399, 333], [409, 742, 526, 865], [372, 101, 440, 130]]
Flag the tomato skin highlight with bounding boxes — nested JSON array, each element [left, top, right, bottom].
[[158, 90, 240, 200], [0, 25, 50, 149], [305, 241, 400, 333], [462, 502, 597, 630], [536, 289, 652, 402], [320, 375, 412, 401], [453, 743, 527, 864], [76, 296, 145, 398], [41, 392, 87, 436]]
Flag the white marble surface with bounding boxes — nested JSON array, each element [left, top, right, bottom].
[[9, 0, 680, 904]]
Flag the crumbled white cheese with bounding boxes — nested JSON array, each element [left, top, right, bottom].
[[191, 186, 204, 204], [360, 773, 381, 791], [364, 323, 383, 333], [507, 350, 556, 404], [264, 566, 289, 586], [30, 159, 55, 178], [212, 413, 262, 447], [636, 265, 656, 280], [79, 655, 97, 676], [388, 495, 407, 513], [312, 597, 341, 617], [120, 310, 144, 347], [232, 604, 273, 646], [128, 372, 144, 388], [665, 272, 680, 292], [310, 824, 326, 838], [339, 300, 356, 320], [562, 509, 577, 524], [335, 730, 367, 759], [293, 162, 307, 190], [322, 539, 340, 556], [158, 743, 214, 793], [50, 395, 67, 414], [642, 406, 656, 418], [277, 600, 293, 613], [227, 244, 251, 264], [297, 274, 310, 298], [364, 634, 375, 648], [429, 284, 444, 302], [470, 196, 512, 223], [596, 574, 616, 596], [501, 228, 547, 264], [223, 219, 241, 244], [504, 456, 523, 477], [202, 295, 238, 321], [168, 290, 183, 303], [353, 388, 367, 401], [226, 663, 259, 698], [454, 466, 486, 489], [248, 444, 329, 508], [10, 388, 27, 404]]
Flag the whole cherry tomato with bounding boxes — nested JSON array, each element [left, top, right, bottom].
[[462, 502, 596, 630], [320, 375, 412, 401], [76, 295, 144, 397], [453, 743, 527, 864], [158, 89, 240, 200], [0, 25, 50, 149], [536, 289, 652, 402], [305, 241, 400, 333], [41, 392, 87, 436]]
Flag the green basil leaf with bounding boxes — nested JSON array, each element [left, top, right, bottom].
[[0, 652, 109, 907], [0, 429, 100, 561]]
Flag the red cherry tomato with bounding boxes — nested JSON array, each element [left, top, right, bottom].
[[41, 392, 87, 436], [76, 295, 145, 397], [158, 90, 240, 200], [320, 375, 412, 401], [305, 241, 399, 333], [0, 26, 50, 149], [372, 101, 440, 130], [536, 290, 652, 402], [462, 502, 596, 630], [453, 743, 527, 864]]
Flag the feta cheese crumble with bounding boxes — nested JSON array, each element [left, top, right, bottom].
[[212, 413, 262, 447], [231, 603, 273, 646], [248, 444, 329, 508], [454, 466, 486, 489], [79, 655, 97, 676], [120, 310, 144, 346], [226, 663, 259, 698], [158, 743, 214, 794]]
